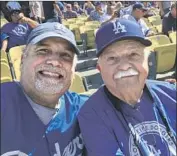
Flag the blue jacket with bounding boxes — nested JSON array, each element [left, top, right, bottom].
[[1, 82, 89, 156], [78, 80, 176, 156]]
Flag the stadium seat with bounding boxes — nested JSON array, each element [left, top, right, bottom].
[[147, 35, 171, 48], [148, 15, 162, 26], [1, 50, 8, 63], [1, 62, 12, 83], [149, 26, 158, 35], [69, 24, 82, 44], [169, 32, 176, 43], [142, 18, 152, 27], [1, 18, 8, 28], [9, 45, 25, 63], [155, 25, 162, 34], [69, 72, 88, 93], [154, 43, 176, 73]]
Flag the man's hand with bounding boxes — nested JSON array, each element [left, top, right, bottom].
[[18, 13, 29, 23], [146, 30, 155, 37]]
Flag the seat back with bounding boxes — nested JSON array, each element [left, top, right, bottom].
[[169, 32, 176, 43], [147, 35, 171, 48], [1, 50, 8, 63], [9, 45, 25, 63], [69, 72, 86, 93], [154, 43, 176, 73], [148, 15, 162, 26], [1, 62, 12, 83]]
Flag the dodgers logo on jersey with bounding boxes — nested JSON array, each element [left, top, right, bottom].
[[129, 121, 176, 156], [112, 21, 127, 34]]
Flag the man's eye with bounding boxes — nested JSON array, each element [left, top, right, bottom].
[[36, 49, 49, 55], [107, 57, 117, 62], [130, 53, 140, 59], [60, 53, 73, 61]]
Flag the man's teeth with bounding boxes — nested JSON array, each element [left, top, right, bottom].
[[114, 70, 138, 79], [42, 71, 60, 77]]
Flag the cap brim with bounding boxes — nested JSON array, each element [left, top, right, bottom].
[[97, 36, 152, 57], [28, 32, 80, 55]]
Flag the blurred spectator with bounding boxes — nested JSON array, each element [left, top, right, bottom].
[[29, 1, 44, 23], [162, 2, 177, 36], [101, 1, 108, 13], [73, 2, 84, 15], [122, 3, 154, 36], [20, 2, 31, 17], [63, 4, 78, 19], [158, 1, 172, 18], [56, 1, 64, 11], [101, 6, 118, 25], [114, 1, 123, 12], [1, 1, 11, 22], [6, 1, 21, 11], [87, 2, 104, 22], [83, 1, 95, 15], [1, 9, 38, 52], [119, 3, 133, 17], [42, 1, 62, 23]]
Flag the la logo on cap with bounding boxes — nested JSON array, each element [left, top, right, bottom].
[[54, 23, 66, 33], [112, 21, 127, 34]]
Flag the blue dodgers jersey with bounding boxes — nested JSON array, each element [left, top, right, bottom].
[[1, 82, 89, 156], [78, 80, 176, 156]]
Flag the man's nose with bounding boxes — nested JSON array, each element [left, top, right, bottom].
[[117, 58, 132, 71], [46, 55, 63, 67]]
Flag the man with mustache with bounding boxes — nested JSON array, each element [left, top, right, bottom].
[[1, 22, 88, 156], [78, 19, 176, 156]]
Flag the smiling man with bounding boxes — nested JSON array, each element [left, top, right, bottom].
[[78, 19, 176, 156], [1, 22, 88, 156]]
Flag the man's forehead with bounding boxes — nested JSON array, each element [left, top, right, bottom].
[[107, 40, 144, 49], [101, 40, 145, 56]]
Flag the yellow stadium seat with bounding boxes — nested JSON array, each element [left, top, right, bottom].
[[75, 20, 85, 26], [69, 24, 82, 43], [154, 43, 176, 73], [9, 45, 25, 63], [1, 50, 8, 63], [142, 18, 152, 27], [149, 26, 158, 35], [69, 72, 87, 93], [1, 62, 12, 83], [85, 21, 100, 26], [147, 35, 171, 48], [1, 18, 8, 28], [148, 15, 162, 26], [169, 32, 176, 43], [155, 25, 162, 34]]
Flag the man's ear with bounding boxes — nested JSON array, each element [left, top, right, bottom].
[[96, 63, 101, 72]]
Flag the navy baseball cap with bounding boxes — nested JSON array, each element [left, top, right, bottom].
[[94, 1, 102, 6], [27, 22, 80, 55], [95, 19, 152, 57], [133, 3, 148, 11]]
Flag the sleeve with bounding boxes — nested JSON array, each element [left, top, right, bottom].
[[140, 19, 150, 36], [162, 17, 170, 35], [1, 32, 9, 41], [78, 107, 120, 156]]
